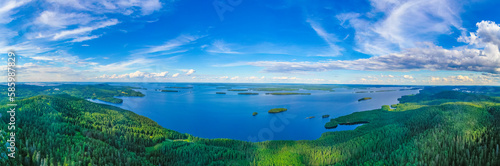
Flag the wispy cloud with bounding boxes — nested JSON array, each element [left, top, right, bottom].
[[53, 19, 119, 41], [205, 40, 240, 54], [338, 0, 463, 55], [45, 0, 162, 16], [140, 35, 201, 55], [36, 11, 96, 28], [0, 0, 31, 24], [92, 58, 154, 73], [98, 71, 169, 79], [306, 19, 343, 56]]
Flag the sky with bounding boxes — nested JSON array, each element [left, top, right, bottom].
[[1, 0, 500, 85]]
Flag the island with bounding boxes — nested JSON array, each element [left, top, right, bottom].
[[265, 93, 311, 95], [324, 120, 339, 129], [375, 90, 396, 92], [238, 93, 259, 95], [252, 112, 258, 116], [216, 92, 226, 94], [252, 88, 299, 91], [358, 97, 372, 102], [216, 86, 231, 89], [268, 108, 287, 113], [322, 115, 330, 118], [161, 90, 179, 92], [165, 86, 193, 89], [228, 89, 249, 91], [338, 121, 369, 125]]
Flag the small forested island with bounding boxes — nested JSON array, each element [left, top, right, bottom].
[[265, 92, 311, 95], [238, 93, 258, 95], [160, 90, 179, 92], [322, 115, 330, 118], [228, 89, 248, 91], [252, 112, 258, 116], [268, 108, 287, 113], [358, 97, 372, 101], [324, 120, 339, 129], [216, 92, 226, 94], [165, 86, 193, 89]]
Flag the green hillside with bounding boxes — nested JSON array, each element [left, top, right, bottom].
[[1, 85, 500, 165]]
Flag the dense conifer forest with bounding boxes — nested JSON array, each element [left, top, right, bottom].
[[1, 84, 500, 165]]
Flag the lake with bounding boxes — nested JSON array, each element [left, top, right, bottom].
[[89, 83, 420, 142]]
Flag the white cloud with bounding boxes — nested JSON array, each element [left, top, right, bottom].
[[403, 75, 413, 79], [0, 0, 31, 24], [185, 69, 195, 75], [428, 75, 496, 85], [230, 76, 239, 80], [98, 70, 169, 79], [206, 40, 240, 54], [36, 11, 95, 28], [45, 0, 162, 16], [53, 19, 119, 40], [306, 19, 343, 56], [142, 35, 201, 54], [339, 0, 463, 55], [70, 35, 101, 42], [272, 77, 297, 80], [248, 40, 500, 74], [172, 73, 180, 77], [93, 58, 153, 72]]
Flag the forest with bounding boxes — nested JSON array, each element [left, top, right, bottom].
[[1, 84, 500, 165]]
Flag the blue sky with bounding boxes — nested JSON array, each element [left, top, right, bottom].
[[2, 0, 500, 85]]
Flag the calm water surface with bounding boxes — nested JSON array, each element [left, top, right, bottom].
[[89, 83, 420, 142]]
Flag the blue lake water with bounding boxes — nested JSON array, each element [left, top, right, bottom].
[[89, 83, 420, 142]]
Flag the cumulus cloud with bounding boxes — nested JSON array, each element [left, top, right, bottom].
[[428, 75, 496, 85], [403, 75, 413, 79], [172, 73, 179, 77], [185, 69, 195, 75]]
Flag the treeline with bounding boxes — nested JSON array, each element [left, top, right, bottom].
[[0, 84, 145, 104]]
